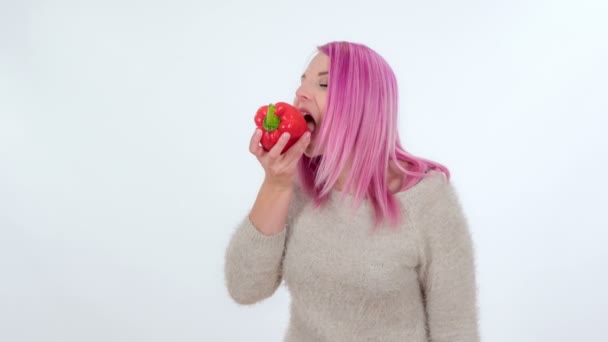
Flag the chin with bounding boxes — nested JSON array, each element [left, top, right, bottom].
[[304, 149, 322, 158], [303, 140, 324, 158], [303, 148, 313, 158]]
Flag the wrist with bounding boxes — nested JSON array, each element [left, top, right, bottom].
[[262, 178, 294, 193]]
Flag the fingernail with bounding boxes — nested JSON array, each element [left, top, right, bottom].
[[283, 133, 290, 139]]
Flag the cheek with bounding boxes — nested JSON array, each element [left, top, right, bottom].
[[318, 95, 327, 115]]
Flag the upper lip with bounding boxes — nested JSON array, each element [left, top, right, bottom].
[[298, 106, 312, 114], [298, 106, 316, 121]]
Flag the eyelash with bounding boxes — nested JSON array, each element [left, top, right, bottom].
[[300, 78, 328, 88]]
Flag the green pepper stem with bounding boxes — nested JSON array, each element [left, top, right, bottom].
[[263, 103, 280, 131]]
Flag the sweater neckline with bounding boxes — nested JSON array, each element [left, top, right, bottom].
[[328, 170, 443, 202]]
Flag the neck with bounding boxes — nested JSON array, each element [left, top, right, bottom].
[[334, 160, 408, 194], [335, 172, 348, 192], [334, 159, 353, 192]]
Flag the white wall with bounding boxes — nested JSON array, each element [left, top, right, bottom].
[[1, 0, 607, 341]]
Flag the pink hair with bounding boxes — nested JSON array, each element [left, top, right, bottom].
[[297, 41, 450, 227]]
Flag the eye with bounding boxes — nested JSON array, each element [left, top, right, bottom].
[[318, 77, 328, 88]]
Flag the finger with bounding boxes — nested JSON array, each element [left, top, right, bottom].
[[267, 132, 290, 159], [249, 128, 264, 158], [284, 132, 311, 167]]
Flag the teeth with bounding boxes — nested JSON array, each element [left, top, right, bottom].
[[302, 112, 316, 132], [307, 121, 316, 132], [305, 115, 316, 132]]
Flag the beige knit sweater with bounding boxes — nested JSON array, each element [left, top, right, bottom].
[[224, 171, 479, 341]]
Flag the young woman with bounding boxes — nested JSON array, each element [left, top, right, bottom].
[[225, 41, 479, 342]]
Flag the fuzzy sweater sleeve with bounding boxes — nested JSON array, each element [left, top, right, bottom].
[[224, 185, 306, 305], [415, 175, 480, 342]]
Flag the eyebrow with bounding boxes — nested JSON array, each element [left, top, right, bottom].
[[301, 71, 329, 79]]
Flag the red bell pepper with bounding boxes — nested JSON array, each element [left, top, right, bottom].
[[254, 102, 308, 153]]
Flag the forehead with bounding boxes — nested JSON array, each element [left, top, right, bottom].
[[304, 52, 330, 74]]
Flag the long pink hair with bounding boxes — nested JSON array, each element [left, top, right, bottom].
[[297, 41, 450, 227]]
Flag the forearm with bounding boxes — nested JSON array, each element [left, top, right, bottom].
[[249, 179, 294, 235], [224, 180, 295, 305], [224, 216, 287, 305]]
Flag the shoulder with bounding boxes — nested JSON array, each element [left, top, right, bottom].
[[406, 173, 472, 256], [398, 170, 468, 235], [396, 170, 452, 207]]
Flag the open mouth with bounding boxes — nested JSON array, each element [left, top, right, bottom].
[[303, 113, 316, 133]]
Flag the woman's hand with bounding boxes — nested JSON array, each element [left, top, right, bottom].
[[249, 128, 311, 190]]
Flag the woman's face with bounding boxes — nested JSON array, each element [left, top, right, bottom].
[[294, 52, 329, 157]]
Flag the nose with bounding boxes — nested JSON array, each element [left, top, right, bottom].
[[295, 83, 311, 102]]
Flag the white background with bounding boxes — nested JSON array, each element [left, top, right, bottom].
[[1, 0, 607, 341]]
